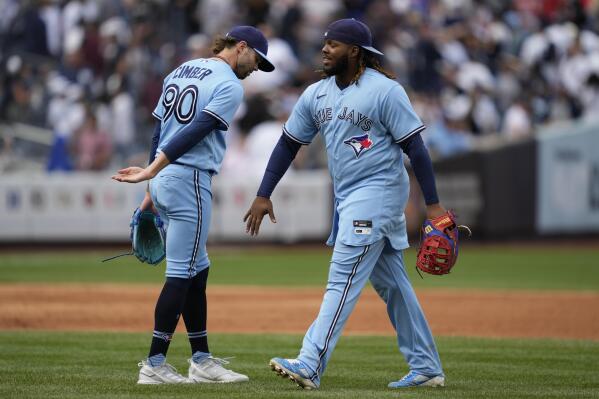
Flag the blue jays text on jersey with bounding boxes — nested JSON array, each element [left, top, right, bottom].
[[313, 106, 374, 132], [283, 67, 426, 250]]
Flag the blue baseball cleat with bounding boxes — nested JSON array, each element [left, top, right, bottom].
[[269, 358, 319, 390], [388, 370, 445, 388]]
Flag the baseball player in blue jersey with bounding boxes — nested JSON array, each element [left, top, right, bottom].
[[244, 19, 447, 390], [112, 26, 274, 384]]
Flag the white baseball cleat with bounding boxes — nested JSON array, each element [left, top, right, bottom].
[[188, 357, 249, 383], [137, 360, 189, 384]]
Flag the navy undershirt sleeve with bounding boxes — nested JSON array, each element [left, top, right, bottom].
[[160, 112, 220, 163], [399, 133, 439, 205], [257, 133, 302, 198], [148, 120, 161, 165]]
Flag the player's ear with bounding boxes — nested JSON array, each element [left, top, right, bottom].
[[237, 41, 248, 54], [350, 46, 360, 59]]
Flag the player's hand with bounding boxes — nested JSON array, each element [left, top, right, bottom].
[[425, 203, 447, 220], [139, 191, 158, 214], [243, 196, 276, 236], [112, 167, 153, 183], [113, 152, 169, 183]]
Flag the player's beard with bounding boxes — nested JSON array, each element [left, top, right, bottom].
[[323, 53, 350, 77], [234, 55, 256, 80], [235, 63, 253, 80]]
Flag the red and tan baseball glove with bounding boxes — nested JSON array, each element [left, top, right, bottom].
[[416, 211, 470, 276]]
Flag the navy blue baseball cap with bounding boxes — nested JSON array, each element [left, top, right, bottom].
[[226, 26, 275, 72], [324, 18, 384, 55]]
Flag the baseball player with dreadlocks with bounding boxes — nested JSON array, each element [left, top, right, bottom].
[[244, 18, 447, 389], [112, 26, 274, 384]]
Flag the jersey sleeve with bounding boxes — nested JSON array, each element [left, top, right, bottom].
[[152, 72, 173, 121], [282, 88, 318, 145], [153, 94, 165, 121], [381, 84, 426, 143], [202, 80, 244, 131]]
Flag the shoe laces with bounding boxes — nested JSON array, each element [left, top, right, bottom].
[[159, 363, 181, 376], [207, 356, 235, 366], [141, 361, 183, 379], [400, 371, 418, 382]]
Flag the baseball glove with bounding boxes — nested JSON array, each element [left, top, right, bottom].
[[416, 211, 470, 276], [130, 208, 166, 265]]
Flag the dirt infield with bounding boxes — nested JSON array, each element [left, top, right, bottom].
[[1, 284, 598, 340]]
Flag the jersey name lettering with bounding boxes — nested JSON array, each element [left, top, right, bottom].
[[173, 65, 213, 80], [337, 107, 373, 131]]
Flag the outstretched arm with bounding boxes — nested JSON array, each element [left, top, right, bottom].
[[399, 133, 446, 219], [112, 113, 219, 184], [112, 151, 170, 183], [244, 133, 302, 236]]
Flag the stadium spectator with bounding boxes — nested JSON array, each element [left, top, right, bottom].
[[503, 99, 533, 138], [424, 94, 473, 157], [1, 0, 599, 172], [106, 73, 136, 163], [71, 106, 112, 171], [242, 24, 299, 94]]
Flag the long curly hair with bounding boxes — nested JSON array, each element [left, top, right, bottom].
[[350, 49, 395, 85], [211, 35, 239, 54]]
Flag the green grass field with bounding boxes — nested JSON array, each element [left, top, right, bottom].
[[1, 332, 598, 399], [1, 245, 598, 290], [1, 245, 599, 398]]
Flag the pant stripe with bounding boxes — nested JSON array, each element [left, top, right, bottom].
[[311, 244, 370, 380], [189, 170, 202, 277]]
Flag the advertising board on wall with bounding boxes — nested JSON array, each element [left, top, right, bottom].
[[0, 171, 332, 242], [536, 121, 599, 234]]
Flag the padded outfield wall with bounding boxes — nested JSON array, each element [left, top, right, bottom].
[[0, 120, 597, 242], [0, 171, 331, 243], [536, 120, 599, 234], [423, 119, 599, 238]]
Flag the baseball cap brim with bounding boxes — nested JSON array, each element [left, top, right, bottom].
[[254, 48, 275, 72], [361, 45, 384, 55]]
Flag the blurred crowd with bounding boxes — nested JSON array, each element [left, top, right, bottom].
[[1, 0, 598, 174]]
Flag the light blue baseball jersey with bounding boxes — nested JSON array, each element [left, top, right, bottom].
[[284, 68, 425, 249], [152, 58, 243, 173]]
